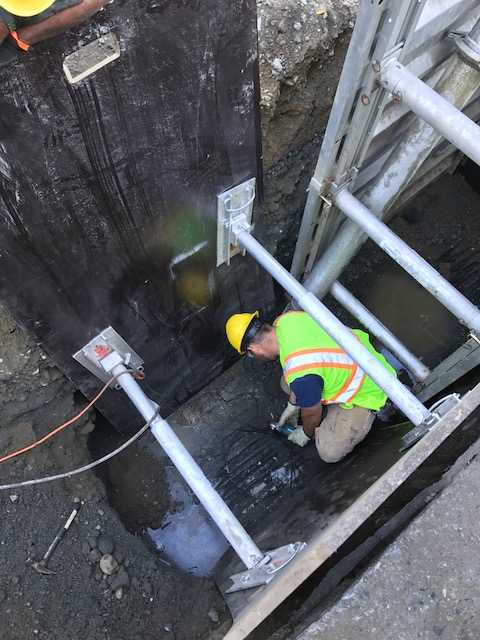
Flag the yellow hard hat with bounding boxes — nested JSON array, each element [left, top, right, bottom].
[[0, 0, 55, 17], [226, 311, 259, 354]]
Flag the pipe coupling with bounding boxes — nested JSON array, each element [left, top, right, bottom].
[[455, 33, 480, 71]]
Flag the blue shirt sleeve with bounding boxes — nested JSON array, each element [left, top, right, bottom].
[[290, 374, 324, 408]]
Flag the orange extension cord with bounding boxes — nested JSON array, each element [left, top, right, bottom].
[[0, 369, 143, 465]]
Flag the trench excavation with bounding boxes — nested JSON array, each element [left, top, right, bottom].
[[81, 162, 480, 639], [1, 1, 480, 639]]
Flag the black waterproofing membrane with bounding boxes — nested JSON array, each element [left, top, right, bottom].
[[0, 0, 273, 432]]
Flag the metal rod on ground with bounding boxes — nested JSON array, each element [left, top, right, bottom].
[[333, 188, 480, 333], [330, 281, 431, 382], [110, 363, 264, 570], [236, 230, 430, 426], [379, 60, 480, 168]]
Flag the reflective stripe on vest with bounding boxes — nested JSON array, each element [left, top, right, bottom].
[[283, 343, 366, 405]]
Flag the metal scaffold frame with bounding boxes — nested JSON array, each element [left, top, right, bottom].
[[288, 0, 480, 404]]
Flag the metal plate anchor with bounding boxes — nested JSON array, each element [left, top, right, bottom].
[[399, 393, 461, 452], [226, 541, 306, 593]]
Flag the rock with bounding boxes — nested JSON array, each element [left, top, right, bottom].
[[164, 624, 173, 632], [109, 567, 130, 592], [208, 608, 219, 623], [88, 535, 98, 549], [433, 626, 446, 637], [115, 587, 124, 600], [272, 57, 283, 73], [9, 494, 18, 503], [0, 589, 6, 604], [89, 548, 102, 563], [115, 552, 124, 565], [81, 541, 90, 555], [94, 569, 103, 581], [97, 535, 114, 555], [99, 554, 119, 576]]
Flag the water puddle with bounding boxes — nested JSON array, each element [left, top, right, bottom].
[[147, 466, 229, 577]]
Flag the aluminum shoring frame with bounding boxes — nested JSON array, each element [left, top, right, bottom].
[[76, 332, 308, 588], [290, 0, 480, 282], [235, 229, 430, 427], [380, 60, 480, 167], [330, 281, 431, 382], [332, 187, 480, 334], [301, 36, 480, 302]]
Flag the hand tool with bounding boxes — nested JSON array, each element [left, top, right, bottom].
[[30, 502, 81, 575], [270, 422, 296, 437]]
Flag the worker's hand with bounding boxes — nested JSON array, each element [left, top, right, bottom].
[[287, 427, 311, 447], [277, 401, 300, 428]]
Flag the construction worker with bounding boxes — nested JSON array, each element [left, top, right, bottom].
[[0, 0, 109, 66], [226, 310, 397, 463]]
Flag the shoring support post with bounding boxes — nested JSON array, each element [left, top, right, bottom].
[[235, 229, 431, 427], [330, 281, 431, 382], [332, 187, 480, 334], [109, 362, 264, 570]]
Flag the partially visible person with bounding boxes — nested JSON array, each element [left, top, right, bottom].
[[226, 310, 397, 463], [0, 0, 110, 66]]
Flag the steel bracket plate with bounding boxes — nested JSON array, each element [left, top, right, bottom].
[[400, 393, 461, 451], [73, 326, 144, 387], [217, 178, 256, 267], [226, 541, 306, 593]]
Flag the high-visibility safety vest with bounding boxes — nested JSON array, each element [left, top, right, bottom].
[[274, 311, 396, 411]]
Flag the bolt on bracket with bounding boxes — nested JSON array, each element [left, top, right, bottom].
[[73, 326, 144, 387], [226, 541, 306, 593], [216, 178, 256, 266], [399, 393, 461, 452]]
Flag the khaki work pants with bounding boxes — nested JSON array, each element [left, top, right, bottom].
[[315, 404, 376, 463], [279, 377, 375, 462]]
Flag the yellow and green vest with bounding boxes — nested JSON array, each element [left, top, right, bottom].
[[274, 311, 396, 411]]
